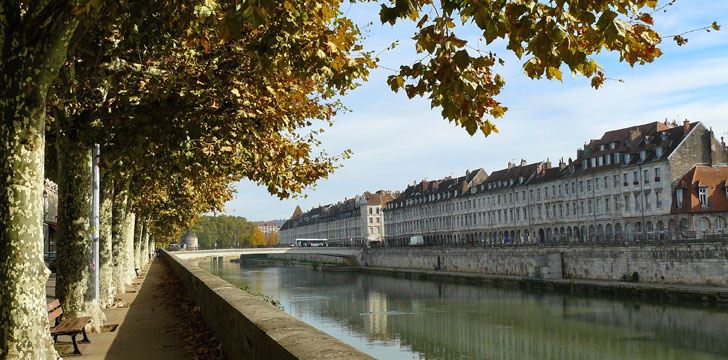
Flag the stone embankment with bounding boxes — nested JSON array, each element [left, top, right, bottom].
[[164, 251, 373, 360], [358, 241, 728, 304]]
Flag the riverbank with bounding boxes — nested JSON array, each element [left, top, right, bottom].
[[357, 265, 728, 306]]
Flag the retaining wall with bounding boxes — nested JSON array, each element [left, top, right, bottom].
[[164, 251, 373, 360], [265, 253, 356, 266], [362, 241, 728, 286]]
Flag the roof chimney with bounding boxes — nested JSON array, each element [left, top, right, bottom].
[[559, 157, 566, 169], [683, 119, 690, 133], [507, 161, 513, 169], [520, 159, 527, 167], [545, 157, 551, 169]]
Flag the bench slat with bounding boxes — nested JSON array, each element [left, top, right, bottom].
[[46, 299, 60, 312], [48, 308, 63, 322], [51, 316, 92, 335]]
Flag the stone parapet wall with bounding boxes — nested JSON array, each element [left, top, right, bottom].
[[362, 242, 728, 286], [164, 251, 373, 360]]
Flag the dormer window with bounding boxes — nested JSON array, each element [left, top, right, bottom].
[[644, 136, 651, 144], [614, 153, 621, 163], [590, 158, 596, 167], [656, 147, 663, 158], [519, 176, 524, 183], [676, 189, 683, 209], [699, 187, 709, 207], [624, 153, 631, 165], [605, 155, 611, 165], [582, 160, 588, 168], [640, 150, 646, 161], [600, 144, 605, 151], [661, 132, 668, 141], [610, 142, 617, 149], [598, 156, 604, 166]]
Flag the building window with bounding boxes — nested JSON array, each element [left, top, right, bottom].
[[655, 168, 661, 182], [644, 169, 649, 183], [656, 147, 663, 158], [613, 175, 619, 188], [644, 192, 651, 209], [571, 182, 576, 193], [614, 195, 620, 210], [655, 191, 662, 208], [676, 189, 683, 209], [598, 156, 604, 166], [596, 199, 601, 214], [640, 150, 646, 161], [625, 195, 631, 211], [633, 171, 639, 185], [586, 180, 591, 192], [595, 178, 600, 190], [605, 197, 610, 212], [699, 187, 709, 207], [623, 173, 628, 186], [369, 218, 373, 224]]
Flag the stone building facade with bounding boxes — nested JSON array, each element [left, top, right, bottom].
[[256, 222, 280, 236], [43, 179, 58, 254], [384, 120, 728, 246], [280, 191, 395, 246]]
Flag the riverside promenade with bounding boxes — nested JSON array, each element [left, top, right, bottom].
[[46, 259, 212, 359]]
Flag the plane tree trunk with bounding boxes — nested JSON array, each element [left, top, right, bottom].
[[111, 181, 129, 296], [55, 121, 104, 331], [0, 5, 80, 358], [99, 175, 114, 307]]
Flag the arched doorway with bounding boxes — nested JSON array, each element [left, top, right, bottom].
[[538, 229, 545, 243], [588, 225, 595, 242], [615, 223, 622, 241], [597, 224, 604, 242], [626, 223, 634, 241], [605, 223, 613, 241]]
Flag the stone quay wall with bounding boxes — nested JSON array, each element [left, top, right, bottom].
[[361, 241, 728, 286], [164, 251, 372, 360], [265, 253, 357, 266]]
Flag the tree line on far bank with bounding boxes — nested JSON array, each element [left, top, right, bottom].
[[190, 216, 277, 249]]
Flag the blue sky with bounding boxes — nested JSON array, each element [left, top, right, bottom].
[[223, 1, 728, 221]]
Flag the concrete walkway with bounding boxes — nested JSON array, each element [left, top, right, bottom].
[[47, 260, 191, 359]]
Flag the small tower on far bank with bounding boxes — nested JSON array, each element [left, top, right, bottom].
[[179, 230, 199, 250]]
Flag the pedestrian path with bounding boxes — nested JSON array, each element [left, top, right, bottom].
[[48, 260, 191, 359]]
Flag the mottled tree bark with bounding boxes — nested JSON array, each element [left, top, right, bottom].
[[139, 220, 148, 266], [133, 215, 143, 270], [55, 128, 104, 331], [148, 235, 155, 260], [111, 182, 129, 295], [124, 208, 136, 284], [0, 5, 79, 358], [99, 176, 114, 307]]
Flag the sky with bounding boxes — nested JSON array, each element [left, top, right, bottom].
[[222, 1, 728, 221]]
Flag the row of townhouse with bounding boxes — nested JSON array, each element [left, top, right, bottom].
[[384, 120, 728, 246], [279, 191, 395, 246]]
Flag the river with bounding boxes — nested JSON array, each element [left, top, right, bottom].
[[199, 260, 728, 360]]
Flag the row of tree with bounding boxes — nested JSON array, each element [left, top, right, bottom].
[[190, 215, 277, 248], [1, 0, 712, 357]]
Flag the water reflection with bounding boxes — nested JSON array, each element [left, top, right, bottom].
[[201, 260, 728, 360]]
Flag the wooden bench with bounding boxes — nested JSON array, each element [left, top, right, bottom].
[[47, 299, 92, 355]]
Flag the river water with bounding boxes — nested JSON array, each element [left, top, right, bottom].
[[199, 260, 728, 360]]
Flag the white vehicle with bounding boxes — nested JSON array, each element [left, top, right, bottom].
[[409, 235, 424, 246]]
